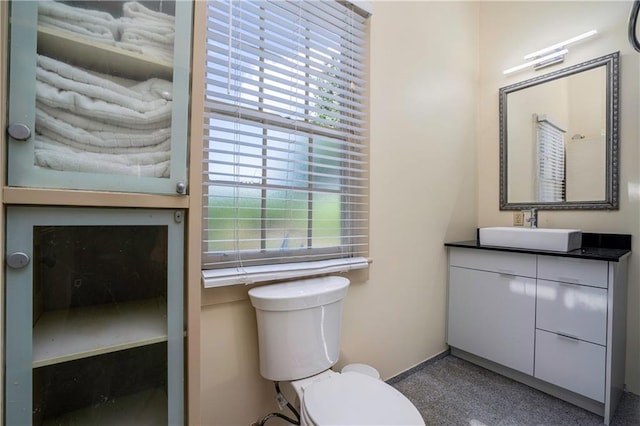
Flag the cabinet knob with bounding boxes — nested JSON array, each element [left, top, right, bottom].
[[6, 252, 30, 269], [176, 182, 187, 194], [7, 123, 31, 141]]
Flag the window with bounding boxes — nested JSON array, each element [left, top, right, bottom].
[[535, 114, 566, 202], [202, 0, 370, 286]]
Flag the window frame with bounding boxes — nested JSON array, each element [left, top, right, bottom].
[[201, 0, 370, 282]]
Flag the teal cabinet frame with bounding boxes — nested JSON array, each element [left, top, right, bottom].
[[4, 207, 184, 425], [6, 1, 192, 195]]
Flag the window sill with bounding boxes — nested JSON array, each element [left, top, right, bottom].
[[201, 257, 370, 288]]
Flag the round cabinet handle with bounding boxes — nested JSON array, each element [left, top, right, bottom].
[[7, 252, 30, 269], [7, 123, 31, 141]]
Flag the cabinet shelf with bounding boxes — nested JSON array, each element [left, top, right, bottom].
[[33, 298, 167, 368], [3, 187, 189, 209], [37, 26, 173, 80], [42, 387, 167, 426]]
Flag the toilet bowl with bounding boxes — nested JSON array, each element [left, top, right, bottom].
[[291, 370, 424, 425], [247, 276, 425, 426]]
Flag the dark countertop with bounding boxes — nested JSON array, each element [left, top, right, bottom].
[[445, 232, 631, 262]]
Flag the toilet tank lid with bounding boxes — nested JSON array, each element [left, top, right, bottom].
[[248, 276, 350, 311]]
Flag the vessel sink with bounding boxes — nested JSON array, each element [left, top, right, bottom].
[[479, 227, 582, 252]]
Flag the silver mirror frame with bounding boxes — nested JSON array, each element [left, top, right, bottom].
[[499, 51, 619, 210]]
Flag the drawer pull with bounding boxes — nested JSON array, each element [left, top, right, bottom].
[[558, 276, 581, 284], [556, 331, 580, 341], [499, 273, 516, 279], [496, 269, 516, 275]]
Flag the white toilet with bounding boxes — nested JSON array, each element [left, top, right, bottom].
[[248, 276, 425, 426]]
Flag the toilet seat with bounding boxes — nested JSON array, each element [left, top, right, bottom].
[[301, 372, 424, 425]]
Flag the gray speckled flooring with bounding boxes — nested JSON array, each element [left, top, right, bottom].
[[390, 355, 640, 426]]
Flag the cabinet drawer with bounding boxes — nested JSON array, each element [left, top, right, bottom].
[[449, 248, 536, 278], [537, 256, 608, 288], [536, 280, 607, 346], [534, 329, 605, 402]]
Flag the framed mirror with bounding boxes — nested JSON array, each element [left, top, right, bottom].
[[499, 51, 619, 210]]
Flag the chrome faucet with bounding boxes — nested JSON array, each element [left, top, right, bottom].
[[526, 208, 538, 228]]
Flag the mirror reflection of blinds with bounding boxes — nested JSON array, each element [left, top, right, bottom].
[[201, 0, 369, 279], [535, 114, 566, 202]]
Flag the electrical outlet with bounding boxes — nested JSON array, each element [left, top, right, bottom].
[[513, 211, 524, 226]]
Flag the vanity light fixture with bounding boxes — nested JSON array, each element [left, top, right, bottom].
[[503, 29, 598, 75], [523, 30, 598, 59], [503, 49, 568, 75]]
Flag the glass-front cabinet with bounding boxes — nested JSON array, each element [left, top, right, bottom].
[[6, 0, 192, 194], [4, 207, 184, 425]]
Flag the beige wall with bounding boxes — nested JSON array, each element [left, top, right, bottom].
[[478, 1, 640, 393], [199, 1, 480, 424]]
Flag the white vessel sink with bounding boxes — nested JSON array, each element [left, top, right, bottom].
[[479, 227, 582, 252]]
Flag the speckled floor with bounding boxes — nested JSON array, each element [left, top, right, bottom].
[[389, 355, 640, 426]]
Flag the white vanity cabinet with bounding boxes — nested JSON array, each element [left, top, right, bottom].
[[448, 249, 536, 374], [447, 246, 629, 425]]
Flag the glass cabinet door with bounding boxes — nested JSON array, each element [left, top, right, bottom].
[[6, 1, 191, 195], [5, 207, 184, 425]]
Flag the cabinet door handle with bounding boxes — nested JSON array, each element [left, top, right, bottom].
[[7, 123, 31, 141], [556, 331, 580, 341], [499, 273, 516, 279], [6, 252, 30, 269], [557, 276, 581, 284]]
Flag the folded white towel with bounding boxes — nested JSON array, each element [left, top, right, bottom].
[[120, 25, 174, 48], [123, 2, 175, 26], [38, 0, 120, 39], [38, 55, 172, 104], [38, 15, 117, 43], [36, 80, 172, 127], [35, 146, 171, 178], [118, 2, 175, 62], [36, 55, 173, 127], [37, 102, 172, 132], [35, 139, 171, 165], [35, 107, 171, 151]]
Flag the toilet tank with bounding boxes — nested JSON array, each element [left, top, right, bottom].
[[248, 276, 350, 381]]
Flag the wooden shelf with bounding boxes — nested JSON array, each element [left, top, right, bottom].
[[3, 187, 189, 208], [42, 387, 167, 426], [37, 26, 173, 80], [33, 298, 167, 368]]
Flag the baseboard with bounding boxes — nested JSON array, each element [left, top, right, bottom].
[[386, 348, 450, 385]]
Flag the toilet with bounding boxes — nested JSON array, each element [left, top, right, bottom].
[[248, 276, 424, 426]]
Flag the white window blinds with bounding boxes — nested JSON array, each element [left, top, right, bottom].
[[535, 114, 566, 202], [202, 0, 369, 284]]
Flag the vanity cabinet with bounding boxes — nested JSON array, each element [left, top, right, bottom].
[[6, 0, 192, 195], [4, 207, 184, 425], [447, 246, 629, 425], [448, 249, 536, 374]]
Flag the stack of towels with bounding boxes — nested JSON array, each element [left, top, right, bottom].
[[118, 2, 175, 63], [35, 55, 173, 177], [33, 0, 176, 177], [38, 0, 175, 62]]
